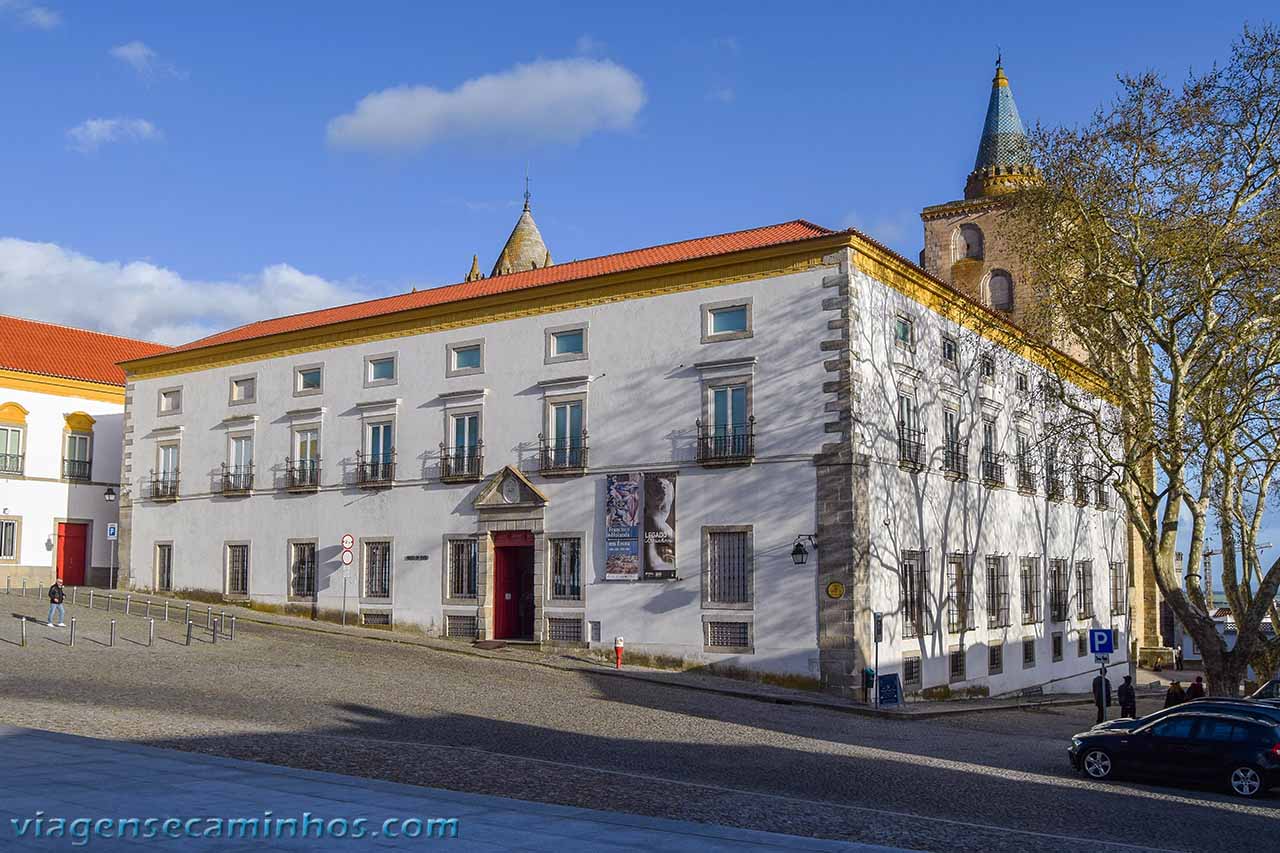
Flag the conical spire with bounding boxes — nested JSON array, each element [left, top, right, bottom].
[[490, 194, 552, 277], [465, 254, 483, 282], [964, 60, 1039, 200]]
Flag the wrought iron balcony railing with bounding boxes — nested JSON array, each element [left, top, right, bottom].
[[696, 418, 755, 465], [149, 471, 179, 500], [1094, 482, 1110, 509], [221, 463, 254, 494], [285, 457, 320, 491], [982, 452, 1006, 487], [897, 425, 926, 469], [0, 453, 24, 475], [942, 439, 968, 479], [1073, 477, 1091, 507], [357, 451, 395, 487], [1016, 460, 1036, 493], [62, 458, 92, 481], [1046, 476, 1065, 502], [439, 443, 484, 482], [539, 433, 588, 475]]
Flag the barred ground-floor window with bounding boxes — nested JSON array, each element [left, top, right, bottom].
[[550, 537, 582, 601], [364, 540, 392, 599], [703, 527, 752, 608], [901, 550, 928, 638], [447, 538, 478, 599], [903, 655, 922, 689], [291, 542, 316, 597], [226, 543, 249, 596], [155, 542, 172, 591]]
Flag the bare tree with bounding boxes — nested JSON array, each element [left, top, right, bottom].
[[1006, 25, 1280, 695]]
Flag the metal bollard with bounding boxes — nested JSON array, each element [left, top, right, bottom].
[[89, 589, 95, 610], [144, 599, 151, 619], [211, 618, 218, 644], [229, 616, 236, 640], [185, 620, 192, 646], [105, 594, 111, 613], [21, 579, 26, 597], [125, 594, 132, 616], [69, 617, 76, 647], [5, 576, 9, 594], [184, 603, 191, 625], [163, 601, 169, 622], [20, 618, 26, 647], [109, 619, 116, 647], [219, 611, 227, 637], [148, 618, 155, 647], [206, 606, 212, 629], [71, 586, 77, 606]]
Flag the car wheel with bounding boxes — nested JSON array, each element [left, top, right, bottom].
[[1082, 749, 1113, 780], [1229, 766, 1263, 798]]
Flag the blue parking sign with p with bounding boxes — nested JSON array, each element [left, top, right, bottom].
[[1088, 628, 1114, 655]]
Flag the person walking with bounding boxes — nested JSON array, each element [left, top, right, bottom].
[[1117, 674, 1137, 719], [46, 577, 66, 627], [1164, 680, 1186, 708], [1186, 676, 1206, 700], [1092, 672, 1113, 724]]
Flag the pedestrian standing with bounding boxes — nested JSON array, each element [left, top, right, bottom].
[[46, 577, 66, 627], [1092, 672, 1113, 724], [1174, 646, 1184, 671], [1117, 675, 1137, 719], [1164, 680, 1186, 708], [1186, 676, 1206, 700]]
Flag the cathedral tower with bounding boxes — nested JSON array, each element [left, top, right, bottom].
[[920, 60, 1039, 326]]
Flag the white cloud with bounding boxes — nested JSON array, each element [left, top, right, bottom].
[[109, 40, 183, 79], [0, 1, 60, 29], [327, 57, 646, 152], [0, 238, 365, 345], [66, 118, 160, 153]]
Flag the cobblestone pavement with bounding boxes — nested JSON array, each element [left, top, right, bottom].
[[1, 593, 1274, 852]]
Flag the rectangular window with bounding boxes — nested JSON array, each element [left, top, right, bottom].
[[706, 382, 751, 460], [451, 344, 482, 372], [296, 366, 323, 394], [226, 435, 254, 491], [0, 519, 16, 560], [1110, 562, 1126, 616], [550, 537, 583, 601], [894, 315, 914, 348], [291, 427, 320, 488], [705, 529, 751, 606], [901, 550, 928, 638], [1049, 559, 1069, 622], [364, 541, 392, 599], [64, 433, 91, 480], [988, 644, 1003, 675], [155, 543, 172, 591], [949, 647, 966, 682], [946, 554, 973, 633], [159, 388, 182, 414], [548, 400, 585, 468], [1076, 560, 1095, 620], [980, 354, 995, 380], [1077, 633, 1088, 657], [546, 324, 589, 363], [226, 544, 249, 596], [447, 413, 481, 478], [982, 418, 997, 458], [157, 443, 180, 495], [1022, 638, 1036, 668], [1020, 557, 1042, 623], [903, 656, 922, 688], [367, 422, 394, 463], [705, 620, 751, 650], [291, 542, 317, 597], [1052, 631, 1064, 662], [986, 556, 1010, 628], [448, 538, 478, 599], [710, 305, 749, 334], [295, 428, 319, 462], [367, 355, 396, 384], [942, 334, 958, 366], [0, 426, 22, 474], [1016, 372, 1028, 392], [230, 377, 256, 403]]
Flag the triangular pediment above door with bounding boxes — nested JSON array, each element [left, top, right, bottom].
[[474, 465, 549, 509]]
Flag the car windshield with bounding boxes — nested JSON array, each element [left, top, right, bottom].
[[1249, 679, 1280, 700]]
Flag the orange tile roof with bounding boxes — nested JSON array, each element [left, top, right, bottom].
[[165, 219, 836, 355], [0, 315, 168, 387]]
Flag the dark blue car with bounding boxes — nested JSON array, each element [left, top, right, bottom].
[[1069, 711, 1280, 797]]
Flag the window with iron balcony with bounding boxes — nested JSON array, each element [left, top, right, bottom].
[[1045, 452, 1064, 502], [897, 424, 926, 470], [285, 457, 320, 490], [220, 462, 253, 494], [1073, 468, 1091, 506], [942, 437, 968, 479], [149, 469, 179, 500], [439, 441, 484, 482], [357, 450, 395, 487], [541, 399, 587, 475], [1016, 456, 1036, 493], [697, 416, 754, 465]]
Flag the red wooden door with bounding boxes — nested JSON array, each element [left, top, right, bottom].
[[57, 522, 88, 586], [493, 546, 518, 639]]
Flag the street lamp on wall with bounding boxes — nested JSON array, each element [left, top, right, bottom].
[[103, 487, 116, 503], [791, 535, 818, 566]]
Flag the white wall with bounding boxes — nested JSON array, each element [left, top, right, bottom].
[[127, 267, 831, 672], [851, 268, 1130, 695]]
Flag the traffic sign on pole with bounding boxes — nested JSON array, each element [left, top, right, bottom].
[[1088, 628, 1115, 655], [341, 550, 354, 566], [341, 534, 354, 550], [106, 523, 118, 541]]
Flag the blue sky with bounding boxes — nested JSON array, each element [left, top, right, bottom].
[[0, 2, 1274, 582]]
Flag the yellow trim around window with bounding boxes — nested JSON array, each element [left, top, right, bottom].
[[0, 402, 29, 425], [63, 411, 97, 432]]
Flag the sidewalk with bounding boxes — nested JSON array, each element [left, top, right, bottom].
[[0, 727, 901, 852], [6, 586, 1139, 719]]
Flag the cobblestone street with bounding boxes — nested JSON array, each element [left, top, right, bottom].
[[1, 593, 1273, 852]]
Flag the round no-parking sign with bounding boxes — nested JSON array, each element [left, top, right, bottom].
[[341, 533, 354, 550], [341, 550, 353, 566]]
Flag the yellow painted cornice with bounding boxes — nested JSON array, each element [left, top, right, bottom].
[[0, 369, 124, 403], [64, 411, 97, 432], [844, 233, 1110, 399], [0, 401, 29, 425]]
